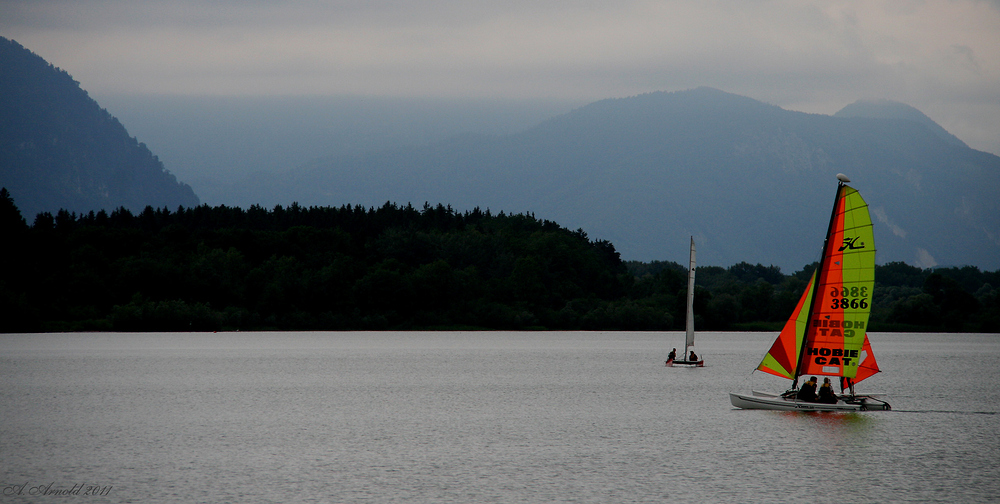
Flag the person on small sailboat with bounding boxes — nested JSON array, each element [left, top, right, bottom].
[[666, 237, 705, 367]]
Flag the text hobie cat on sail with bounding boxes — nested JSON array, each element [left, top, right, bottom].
[[729, 174, 890, 412]]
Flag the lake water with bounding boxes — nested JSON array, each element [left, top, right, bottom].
[[2, 331, 998, 503]]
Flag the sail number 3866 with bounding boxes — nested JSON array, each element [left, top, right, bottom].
[[830, 286, 869, 310]]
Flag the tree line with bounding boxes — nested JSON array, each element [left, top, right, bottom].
[[2, 188, 998, 333]]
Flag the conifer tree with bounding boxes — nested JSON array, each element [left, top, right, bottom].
[[0, 187, 27, 233]]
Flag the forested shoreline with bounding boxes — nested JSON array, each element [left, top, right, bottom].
[[2, 188, 998, 333]]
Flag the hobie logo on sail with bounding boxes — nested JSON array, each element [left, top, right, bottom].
[[811, 319, 865, 338], [838, 236, 865, 251], [806, 346, 859, 367]]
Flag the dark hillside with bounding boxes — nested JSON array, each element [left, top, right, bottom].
[[0, 37, 199, 219]]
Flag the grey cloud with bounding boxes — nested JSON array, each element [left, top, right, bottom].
[[1, 0, 997, 155]]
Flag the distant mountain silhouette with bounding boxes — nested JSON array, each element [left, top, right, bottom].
[[833, 99, 968, 148], [217, 87, 999, 270], [0, 37, 199, 219]]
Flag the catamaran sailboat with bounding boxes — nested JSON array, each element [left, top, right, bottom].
[[729, 174, 890, 411], [667, 237, 704, 367]]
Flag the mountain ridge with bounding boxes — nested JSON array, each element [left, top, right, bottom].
[[2, 35, 996, 271], [0, 37, 199, 219], [267, 87, 1000, 270], [833, 98, 968, 148]]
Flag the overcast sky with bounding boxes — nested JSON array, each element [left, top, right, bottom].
[[3, 0, 999, 155]]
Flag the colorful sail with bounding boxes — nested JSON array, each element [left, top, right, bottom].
[[733, 176, 890, 410], [798, 185, 876, 380], [852, 333, 881, 383], [840, 333, 881, 391], [757, 270, 816, 379]]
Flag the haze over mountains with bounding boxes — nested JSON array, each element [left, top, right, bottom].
[[173, 88, 999, 271], [4, 37, 998, 271]]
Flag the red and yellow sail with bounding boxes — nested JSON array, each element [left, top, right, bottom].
[[800, 185, 875, 379], [757, 183, 879, 382], [853, 333, 881, 383], [757, 270, 815, 379]]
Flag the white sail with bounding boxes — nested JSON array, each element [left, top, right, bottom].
[[684, 236, 696, 353]]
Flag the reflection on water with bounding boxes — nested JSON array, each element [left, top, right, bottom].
[[777, 410, 877, 427], [1, 331, 998, 503]]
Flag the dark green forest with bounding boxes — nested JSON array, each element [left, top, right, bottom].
[[2, 188, 998, 333]]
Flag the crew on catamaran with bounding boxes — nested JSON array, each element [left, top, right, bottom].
[[688, 350, 698, 361], [818, 378, 838, 404], [840, 377, 856, 395], [797, 376, 818, 402], [668, 348, 676, 361]]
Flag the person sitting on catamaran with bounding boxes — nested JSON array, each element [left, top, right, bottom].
[[688, 351, 698, 361], [668, 348, 676, 361], [797, 376, 818, 402], [818, 378, 838, 404]]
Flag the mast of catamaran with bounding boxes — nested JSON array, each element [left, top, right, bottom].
[[684, 236, 696, 358], [791, 174, 851, 389]]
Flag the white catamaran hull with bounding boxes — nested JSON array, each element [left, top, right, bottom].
[[729, 391, 890, 412], [666, 358, 704, 367]]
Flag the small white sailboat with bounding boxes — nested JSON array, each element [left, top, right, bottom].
[[729, 174, 889, 411], [667, 237, 704, 367]]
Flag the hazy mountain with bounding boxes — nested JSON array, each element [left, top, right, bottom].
[[93, 94, 582, 193], [0, 38, 199, 219], [833, 98, 968, 149], [213, 87, 999, 271]]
